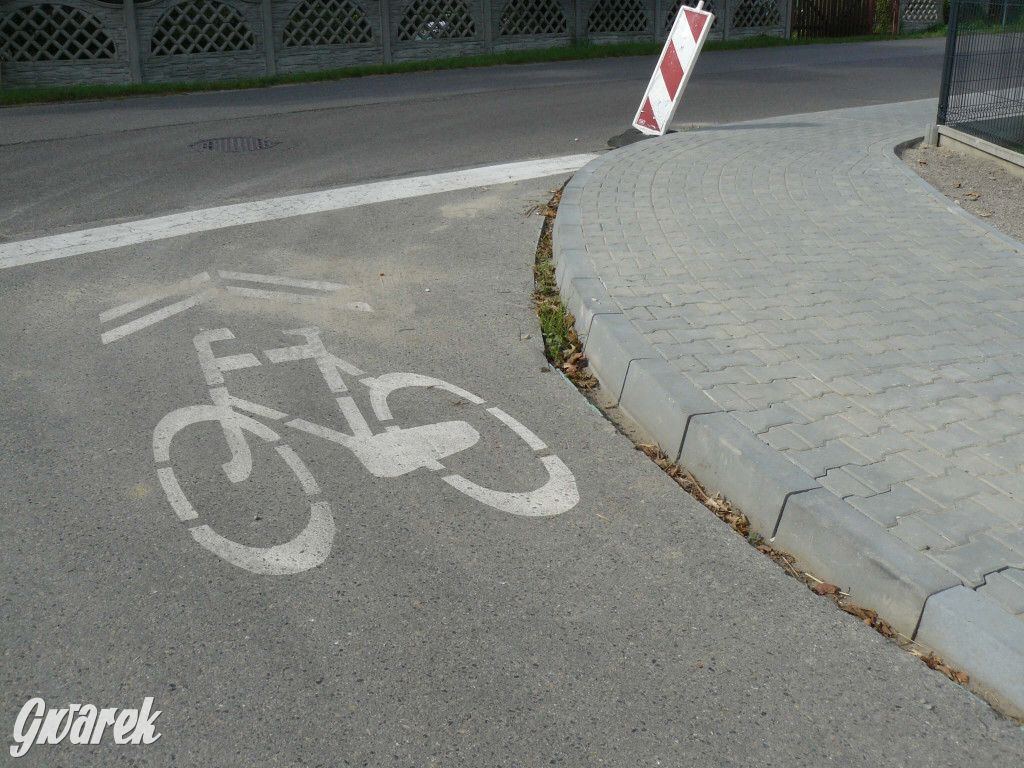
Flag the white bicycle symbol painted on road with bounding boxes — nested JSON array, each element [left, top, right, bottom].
[[154, 327, 579, 575]]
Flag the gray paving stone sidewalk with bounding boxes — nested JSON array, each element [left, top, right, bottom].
[[554, 98, 1024, 714]]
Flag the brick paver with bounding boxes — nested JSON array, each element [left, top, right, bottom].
[[573, 99, 1024, 622]]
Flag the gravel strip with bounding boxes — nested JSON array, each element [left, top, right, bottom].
[[901, 142, 1024, 244]]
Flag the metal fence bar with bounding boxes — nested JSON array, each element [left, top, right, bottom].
[[937, 0, 961, 125], [936, 0, 1024, 151], [791, 0, 874, 38]]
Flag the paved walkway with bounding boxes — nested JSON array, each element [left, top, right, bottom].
[[554, 99, 1024, 715]]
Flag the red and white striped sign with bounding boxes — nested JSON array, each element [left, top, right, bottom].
[[633, 2, 714, 136]]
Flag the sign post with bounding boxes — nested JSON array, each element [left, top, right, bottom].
[[632, 1, 715, 136]]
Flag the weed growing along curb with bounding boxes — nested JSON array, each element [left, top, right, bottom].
[[532, 186, 979, 695], [531, 188, 597, 389], [1, 30, 946, 107]]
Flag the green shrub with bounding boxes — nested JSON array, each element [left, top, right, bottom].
[[874, 0, 894, 32]]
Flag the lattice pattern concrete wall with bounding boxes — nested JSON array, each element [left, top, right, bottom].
[[493, 0, 571, 52], [283, 0, 373, 45], [389, 0, 485, 59], [728, 0, 785, 38], [136, 0, 265, 82], [1, 2, 116, 59], [274, 0, 383, 73], [0, 0, 130, 86], [0, 0, 791, 87], [900, 0, 939, 31], [498, 0, 568, 34], [582, 0, 650, 43], [660, 0, 786, 42], [664, 0, 722, 40]]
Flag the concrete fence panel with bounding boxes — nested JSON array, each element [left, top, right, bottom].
[[273, 0, 384, 74], [0, 0, 791, 87], [0, 0, 131, 87]]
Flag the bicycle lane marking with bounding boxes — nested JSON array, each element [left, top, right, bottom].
[[143, 325, 581, 575], [0, 154, 599, 271]]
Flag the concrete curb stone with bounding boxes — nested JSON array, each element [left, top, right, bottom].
[[582, 314, 657, 401], [917, 585, 1024, 720], [679, 413, 819, 540], [775, 489, 961, 637], [552, 246, 588, 296], [563, 277, 620, 340], [617, 358, 721, 463]]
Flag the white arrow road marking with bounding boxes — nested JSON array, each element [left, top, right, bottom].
[[100, 290, 215, 345], [216, 271, 347, 292], [225, 286, 348, 304], [2, 154, 599, 270], [100, 276, 359, 344], [100, 271, 211, 323]]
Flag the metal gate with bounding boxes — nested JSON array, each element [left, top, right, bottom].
[[791, 0, 874, 36], [937, 0, 1024, 152]]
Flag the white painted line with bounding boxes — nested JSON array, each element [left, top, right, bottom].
[[195, 328, 256, 386], [264, 328, 363, 391], [101, 290, 213, 344], [1, 154, 598, 271], [287, 418, 355, 448], [336, 396, 373, 438], [217, 271, 346, 292], [100, 272, 211, 323], [217, 352, 262, 374], [364, 373, 484, 422], [345, 302, 373, 312], [275, 444, 321, 496], [189, 500, 335, 575], [443, 455, 579, 517], [487, 407, 547, 451], [157, 467, 199, 521], [225, 286, 325, 304], [217, 390, 287, 420], [342, 421, 480, 478]]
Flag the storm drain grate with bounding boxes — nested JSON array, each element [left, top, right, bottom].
[[190, 137, 280, 153]]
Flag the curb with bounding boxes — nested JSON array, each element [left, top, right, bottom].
[[552, 135, 1024, 714], [917, 586, 1024, 720]]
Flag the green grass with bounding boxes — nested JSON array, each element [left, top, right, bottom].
[[0, 28, 947, 107], [532, 190, 583, 367], [533, 213, 574, 363]]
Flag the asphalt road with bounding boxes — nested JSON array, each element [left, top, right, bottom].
[[5, 176, 1023, 766], [4, 39, 1024, 765], [0, 38, 946, 240]]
